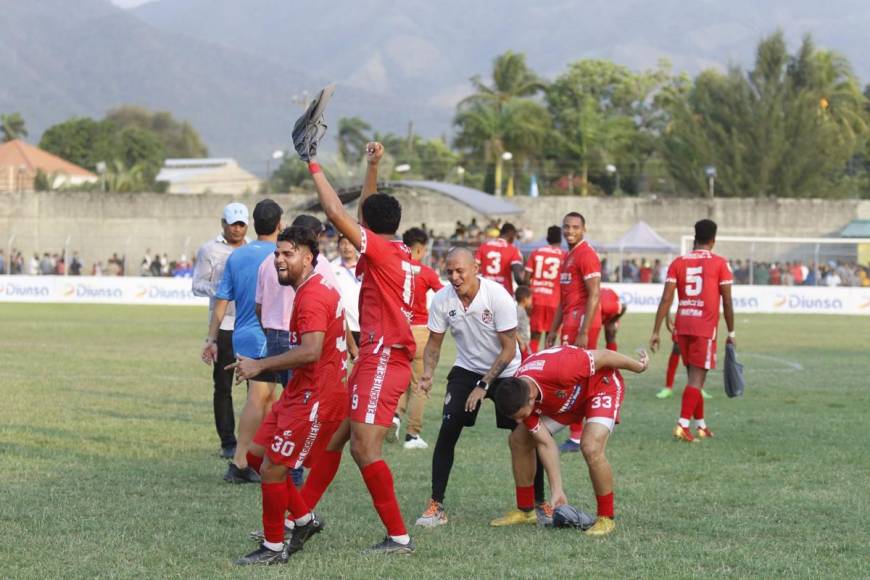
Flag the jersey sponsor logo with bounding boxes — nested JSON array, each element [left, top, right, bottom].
[[560, 272, 572, 285], [775, 294, 845, 311], [556, 385, 583, 414], [519, 359, 546, 372], [482, 308, 493, 324]]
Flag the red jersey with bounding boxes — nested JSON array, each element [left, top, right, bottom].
[[599, 287, 621, 323], [409, 260, 443, 325], [666, 249, 733, 339], [476, 238, 523, 295], [525, 245, 565, 308], [355, 228, 416, 354], [286, 273, 347, 420], [559, 240, 602, 327]]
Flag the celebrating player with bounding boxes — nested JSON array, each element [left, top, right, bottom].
[[650, 219, 735, 442], [476, 222, 524, 295], [546, 212, 601, 351], [494, 346, 649, 536], [229, 226, 345, 565], [524, 225, 565, 353]]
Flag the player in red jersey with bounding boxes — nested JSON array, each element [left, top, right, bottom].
[[494, 345, 649, 537], [546, 212, 602, 351], [524, 225, 565, 353], [303, 141, 417, 554], [559, 286, 627, 453], [476, 222, 524, 295], [650, 219, 735, 443], [228, 226, 345, 565]]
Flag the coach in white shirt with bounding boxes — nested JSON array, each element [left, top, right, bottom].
[[414, 247, 547, 528]]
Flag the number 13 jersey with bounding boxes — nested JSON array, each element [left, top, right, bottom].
[[666, 249, 733, 338]]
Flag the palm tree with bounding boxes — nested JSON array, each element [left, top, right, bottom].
[[1, 112, 28, 142], [463, 51, 546, 110], [337, 117, 372, 164]]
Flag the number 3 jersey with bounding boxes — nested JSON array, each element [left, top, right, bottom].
[[475, 238, 524, 295], [666, 249, 733, 339], [524, 245, 565, 308]]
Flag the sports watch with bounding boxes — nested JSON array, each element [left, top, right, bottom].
[[476, 379, 490, 392]]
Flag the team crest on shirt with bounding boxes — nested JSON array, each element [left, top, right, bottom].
[[555, 389, 568, 399], [449, 309, 457, 318], [303, 390, 313, 404], [602, 376, 610, 385], [481, 309, 493, 324]]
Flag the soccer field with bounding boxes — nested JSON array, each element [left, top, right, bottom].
[[1, 304, 868, 578]]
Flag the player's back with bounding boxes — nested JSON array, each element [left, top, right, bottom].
[[667, 250, 732, 338], [599, 287, 620, 321], [526, 246, 564, 305], [409, 260, 443, 325], [218, 240, 276, 357], [516, 345, 595, 420], [476, 238, 522, 294]]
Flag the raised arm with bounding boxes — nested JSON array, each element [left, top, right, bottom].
[[650, 281, 676, 352], [358, 142, 384, 225]]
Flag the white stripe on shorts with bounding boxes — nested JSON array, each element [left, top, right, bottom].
[[365, 347, 391, 424]]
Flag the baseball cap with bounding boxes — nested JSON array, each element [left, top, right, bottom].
[[223, 202, 249, 225]]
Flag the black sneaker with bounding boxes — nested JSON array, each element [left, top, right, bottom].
[[287, 513, 326, 554], [220, 445, 236, 460], [364, 536, 415, 555], [234, 543, 288, 566], [249, 524, 293, 543], [224, 462, 261, 484]]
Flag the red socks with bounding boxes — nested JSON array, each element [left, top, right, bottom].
[[361, 460, 407, 537], [665, 352, 680, 388], [680, 385, 701, 421], [596, 492, 614, 518], [694, 389, 705, 420], [515, 485, 535, 511], [569, 422, 583, 443], [301, 449, 342, 508], [246, 451, 263, 474], [285, 478, 311, 520], [261, 482, 289, 543], [606, 342, 617, 351], [530, 338, 540, 353]]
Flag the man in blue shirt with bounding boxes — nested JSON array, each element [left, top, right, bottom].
[[202, 199, 284, 483]]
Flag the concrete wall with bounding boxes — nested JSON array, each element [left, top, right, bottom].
[[1, 189, 868, 269]]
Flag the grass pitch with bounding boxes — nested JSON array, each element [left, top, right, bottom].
[[1, 304, 868, 578]]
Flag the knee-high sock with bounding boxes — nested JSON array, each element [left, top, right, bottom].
[[596, 492, 614, 518], [680, 386, 701, 423], [606, 341, 617, 351], [665, 352, 680, 388], [285, 477, 311, 520], [246, 452, 263, 474], [693, 389, 705, 420], [262, 482, 288, 544], [516, 485, 535, 511], [569, 422, 583, 443], [301, 450, 342, 508], [361, 460, 407, 537]]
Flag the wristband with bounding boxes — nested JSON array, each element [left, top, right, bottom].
[[476, 379, 489, 392], [308, 161, 322, 175], [727, 331, 736, 339]]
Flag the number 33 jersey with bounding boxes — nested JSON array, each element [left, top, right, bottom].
[[666, 250, 733, 338]]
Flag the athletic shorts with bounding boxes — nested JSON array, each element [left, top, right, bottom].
[[303, 418, 343, 469], [560, 312, 601, 349], [265, 328, 291, 387], [349, 347, 412, 428], [443, 366, 517, 430], [530, 302, 557, 334], [538, 369, 626, 434], [254, 392, 321, 469], [676, 334, 717, 370]]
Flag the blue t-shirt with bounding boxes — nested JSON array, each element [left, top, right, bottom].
[[216, 240, 276, 358]]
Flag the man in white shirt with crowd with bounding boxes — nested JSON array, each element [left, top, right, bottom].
[[331, 233, 361, 347]]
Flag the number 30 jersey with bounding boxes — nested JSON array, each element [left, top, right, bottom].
[[666, 250, 733, 338]]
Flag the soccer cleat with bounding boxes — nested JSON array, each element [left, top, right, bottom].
[[584, 516, 616, 537], [673, 425, 699, 443], [220, 445, 236, 459], [249, 524, 293, 543], [535, 502, 554, 527], [558, 439, 581, 454], [490, 509, 537, 527], [291, 84, 335, 162], [403, 434, 429, 450], [696, 426, 715, 439], [656, 388, 674, 399], [415, 499, 448, 527], [287, 513, 325, 555], [235, 543, 288, 566], [224, 462, 261, 484], [386, 415, 401, 443], [701, 389, 713, 400], [364, 536, 415, 555]]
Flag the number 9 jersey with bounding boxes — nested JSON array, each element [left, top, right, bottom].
[[666, 249, 733, 339]]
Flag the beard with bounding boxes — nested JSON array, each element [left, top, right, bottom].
[[277, 270, 293, 286]]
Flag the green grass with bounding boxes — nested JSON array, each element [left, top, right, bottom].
[[1, 304, 868, 578]]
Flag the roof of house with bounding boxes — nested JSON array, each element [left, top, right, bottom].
[[156, 158, 253, 183], [0, 139, 97, 177]]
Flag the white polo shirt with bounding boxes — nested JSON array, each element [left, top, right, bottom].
[[428, 276, 521, 377]]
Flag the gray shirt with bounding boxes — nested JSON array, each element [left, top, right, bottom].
[[192, 234, 244, 330], [516, 304, 531, 343]]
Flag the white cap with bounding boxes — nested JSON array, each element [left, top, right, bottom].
[[223, 202, 249, 225]]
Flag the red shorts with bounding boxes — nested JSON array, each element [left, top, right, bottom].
[[303, 418, 343, 468], [676, 334, 717, 370], [530, 302, 557, 334], [349, 347, 412, 428], [254, 393, 321, 469], [560, 314, 601, 349], [577, 369, 625, 430]]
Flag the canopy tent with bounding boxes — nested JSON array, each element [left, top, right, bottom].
[[600, 221, 679, 282]]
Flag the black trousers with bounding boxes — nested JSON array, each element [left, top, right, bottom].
[[213, 329, 237, 449], [431, 366, 545, 504]]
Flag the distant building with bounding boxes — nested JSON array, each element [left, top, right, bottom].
[[0, 139, 98, 193], [156, 158, 260, 195]]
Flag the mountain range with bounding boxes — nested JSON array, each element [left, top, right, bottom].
[[3, 0, 868, 174]]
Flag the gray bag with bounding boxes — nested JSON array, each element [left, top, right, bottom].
[[724, 342, 745, 398]]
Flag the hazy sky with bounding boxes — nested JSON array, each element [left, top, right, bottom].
[[111, 0, 151, 7]]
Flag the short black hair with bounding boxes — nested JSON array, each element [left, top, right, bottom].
[[362, 193, 402, 235], [292, 214, 325, 236], [564, 212, 586, 226], [546, 225, 562, 245], [402, 226, 429, 247], [500, 223, 517, 237], [277, 226, 319, 263], [494, 378, 530, 418], [694, 219, 718, 244], [253, 199, 283, 235], [515, 285, 532, 302]]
